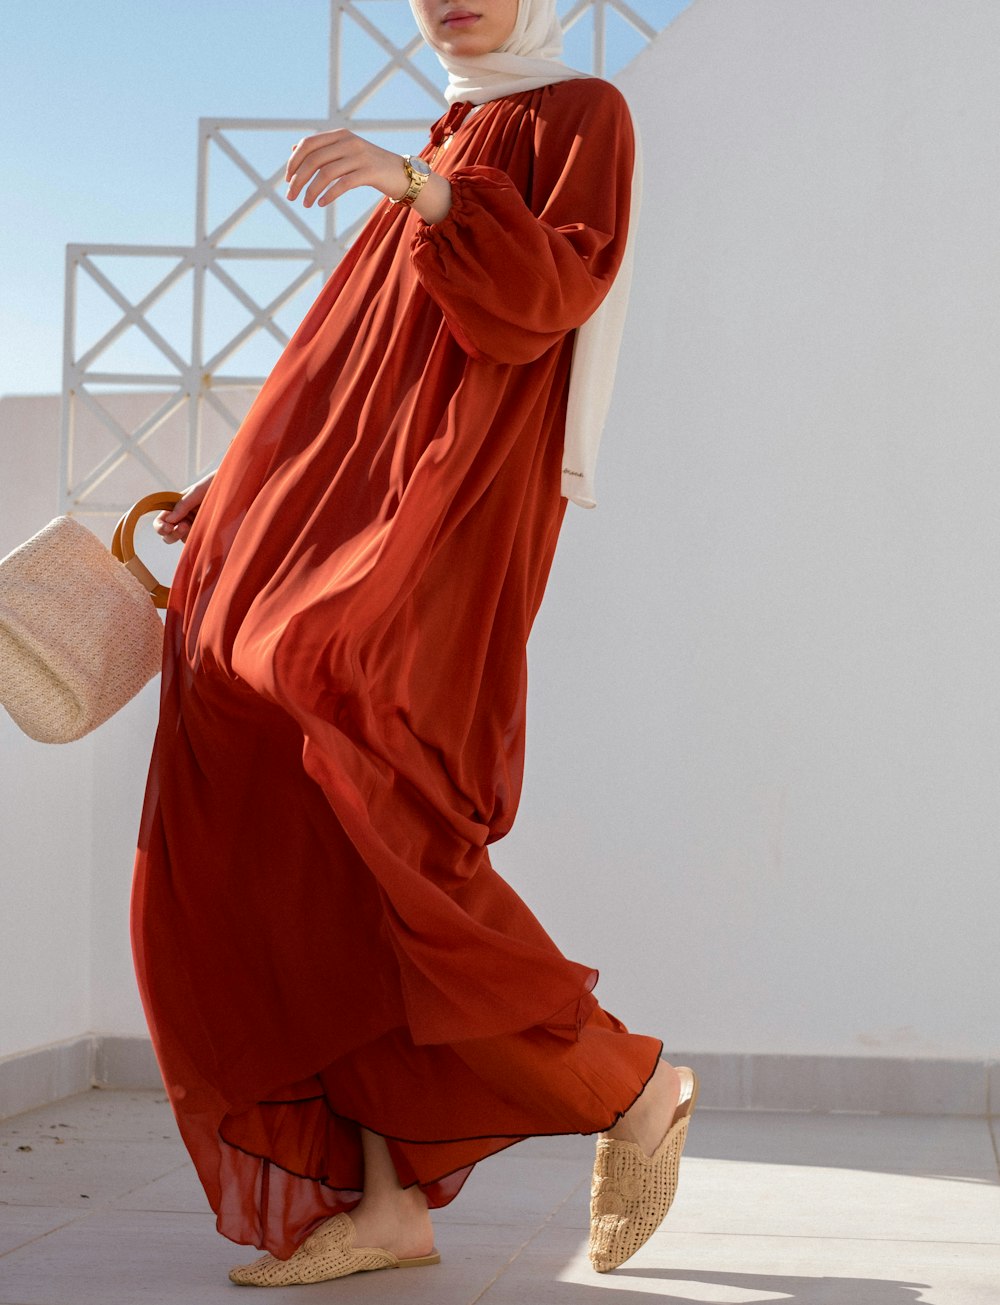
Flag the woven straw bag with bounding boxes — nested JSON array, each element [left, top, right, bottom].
[[0, 491, 181, 744]]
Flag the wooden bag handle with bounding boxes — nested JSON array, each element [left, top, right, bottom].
[[111, 491, 184, 610]]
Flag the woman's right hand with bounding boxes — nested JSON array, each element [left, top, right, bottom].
[[153, 471, 216, 544]]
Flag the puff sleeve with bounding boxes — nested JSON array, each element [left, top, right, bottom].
[[410, 80, 635, 366]]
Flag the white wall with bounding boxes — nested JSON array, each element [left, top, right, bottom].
[[505, 0, 1000, 1059], [2, 0, 999, 1066], [87, 682, 162, 1038], [0, 398, 96, 1054], [0, 396, 159, 1052]]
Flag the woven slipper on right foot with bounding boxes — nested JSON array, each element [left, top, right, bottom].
[[228, 1212, 441, 1287], [588, 1065, 700, 1273]]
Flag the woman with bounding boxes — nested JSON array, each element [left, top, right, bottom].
[[141, 0, 697, 1286]]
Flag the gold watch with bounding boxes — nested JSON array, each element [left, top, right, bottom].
[[392, 155, 433, 207]]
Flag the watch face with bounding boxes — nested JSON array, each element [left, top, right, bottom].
[[410, 157, 432, 178]]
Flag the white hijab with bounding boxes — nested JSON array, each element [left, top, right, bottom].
[[410, 0, 581, 105], [409, 0, 641, 507]]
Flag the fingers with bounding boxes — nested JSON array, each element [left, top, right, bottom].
[[153, 512, 191, 544], [153, 499, 197, 543], [287, 137, 358, 207], [285, 131, 403, 208], [302, 166, 364, 210], [285, 130, 351, 184], [161, 488, 200, 523], [293, 157, 352, 209], [285, 131, 342, 196], [152, 475, 213, 543]]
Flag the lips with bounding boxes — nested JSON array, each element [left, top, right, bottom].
[[443, 8, 480, 26]]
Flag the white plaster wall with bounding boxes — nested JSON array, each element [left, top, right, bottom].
[[0, 396, 160, 1052], [0, 398, 96, 1054], [87, 682, 161, 1039], [505, 0, 1000, 1059], [2, 0, 999, 1066]]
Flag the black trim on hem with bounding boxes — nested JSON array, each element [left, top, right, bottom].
[[216, 1038, 664, 1197]]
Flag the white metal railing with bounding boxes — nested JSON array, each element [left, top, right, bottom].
[[61, 0, 683, 517]]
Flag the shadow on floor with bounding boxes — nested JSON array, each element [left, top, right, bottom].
[[538, 1269, 929, 1304]]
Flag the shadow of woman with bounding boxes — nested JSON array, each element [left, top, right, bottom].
[[543, 1268, 930, 1303]]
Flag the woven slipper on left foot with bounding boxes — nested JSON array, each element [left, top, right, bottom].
[[228, 1212, 441, 1286]]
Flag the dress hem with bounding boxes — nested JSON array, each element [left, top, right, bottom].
[[216, 1036, 664, 1201]]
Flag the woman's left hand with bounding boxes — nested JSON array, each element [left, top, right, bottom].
[[285, 130, 410, 208]]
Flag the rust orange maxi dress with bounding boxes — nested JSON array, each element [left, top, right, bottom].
[[131, 77, 661, 1258]]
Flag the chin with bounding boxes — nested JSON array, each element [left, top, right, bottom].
[[437, 35, 495, 57]]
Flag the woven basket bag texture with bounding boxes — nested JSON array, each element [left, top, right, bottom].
[[0, 515, 165, 744]]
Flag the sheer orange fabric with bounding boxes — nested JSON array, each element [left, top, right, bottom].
[[131, 79, 661, 1258]]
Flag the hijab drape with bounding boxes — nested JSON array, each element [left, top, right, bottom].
[[409, 0, 581, 105], [409, 0, 641, 507]]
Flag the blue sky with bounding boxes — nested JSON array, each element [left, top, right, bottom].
[[1, 0, 331, 397], [0, 0, 689, 398]]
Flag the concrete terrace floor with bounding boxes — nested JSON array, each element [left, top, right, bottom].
[[0, 1091, 998, 1305]]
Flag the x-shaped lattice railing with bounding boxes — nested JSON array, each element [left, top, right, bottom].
[[62, 0, 680, 519]]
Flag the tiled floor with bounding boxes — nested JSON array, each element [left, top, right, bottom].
[[1, 1090, 998, 1303]]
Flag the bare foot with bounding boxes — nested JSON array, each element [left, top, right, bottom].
[[604, 1058, 681, 1156], [343, 1186, 435, 1260]]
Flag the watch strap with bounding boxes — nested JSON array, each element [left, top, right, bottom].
[[391, 155, 432, 208]]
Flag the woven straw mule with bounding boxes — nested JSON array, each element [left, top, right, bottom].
[[228, 1213, 440, 1286], [588, 1065, 699, 1273]]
